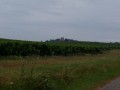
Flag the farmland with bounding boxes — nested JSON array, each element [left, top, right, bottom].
[[0, 38, 120, 90], [0, 38, 120, 56]]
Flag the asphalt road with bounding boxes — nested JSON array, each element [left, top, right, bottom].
[[98, 77, 120, 90]]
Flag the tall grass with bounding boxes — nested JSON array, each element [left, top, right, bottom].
[[0, 50, 120, 90]]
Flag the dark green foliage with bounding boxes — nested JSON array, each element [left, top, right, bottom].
[[0, 38, 120, 56]]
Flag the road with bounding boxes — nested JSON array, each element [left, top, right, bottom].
[[98, 77, 120, 90]]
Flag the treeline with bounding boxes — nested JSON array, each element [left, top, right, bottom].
[[0, 39, 120, 56]]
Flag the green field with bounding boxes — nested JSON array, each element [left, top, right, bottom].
[[1, 50, 120, 90], [0, 38, 120, 56]]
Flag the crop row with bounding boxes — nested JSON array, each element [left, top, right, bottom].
[[0, 41, 119, 56]]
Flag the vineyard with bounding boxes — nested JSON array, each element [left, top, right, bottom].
[[0, 38, 120, 56], [1, 38, 120, 90]]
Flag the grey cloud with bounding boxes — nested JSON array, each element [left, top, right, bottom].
[[0, 0, 120, 42]]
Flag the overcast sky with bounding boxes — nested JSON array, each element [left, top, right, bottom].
[[0, 0, 120, 42]]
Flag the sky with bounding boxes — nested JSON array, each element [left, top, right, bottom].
[[0, 0, 120, 42]]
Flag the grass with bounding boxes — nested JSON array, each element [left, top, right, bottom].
[[0, 50, 120, 90]]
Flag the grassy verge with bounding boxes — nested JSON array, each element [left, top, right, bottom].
[[0, 50, 120, 90]]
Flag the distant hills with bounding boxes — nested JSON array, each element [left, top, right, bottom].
[[46, 37, 78, 42], [0, 37, 79, 43], [0, 37, 120, 44]]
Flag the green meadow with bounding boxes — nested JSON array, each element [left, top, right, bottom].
[[1, 50, 120, 90]]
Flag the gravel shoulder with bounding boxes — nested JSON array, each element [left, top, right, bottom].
[[97, 77, 120, 90]]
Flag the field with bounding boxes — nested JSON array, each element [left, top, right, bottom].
[[0, 38, 120, 56], [1, 50, 120, 90]]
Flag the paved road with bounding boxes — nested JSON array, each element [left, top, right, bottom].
[[98, 77, 120, 90]]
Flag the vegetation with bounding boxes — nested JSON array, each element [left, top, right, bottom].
[[0, 38, 120, 90], [0, 38, 120, 56], [0, 50, 120, 90]]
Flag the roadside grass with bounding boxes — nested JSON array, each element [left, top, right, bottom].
[[0, 50, 120, 90]]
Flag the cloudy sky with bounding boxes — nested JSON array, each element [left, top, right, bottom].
[[0, 0, 120, 42]]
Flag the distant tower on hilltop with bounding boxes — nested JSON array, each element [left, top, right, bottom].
[[60, 37, 64, 41]]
